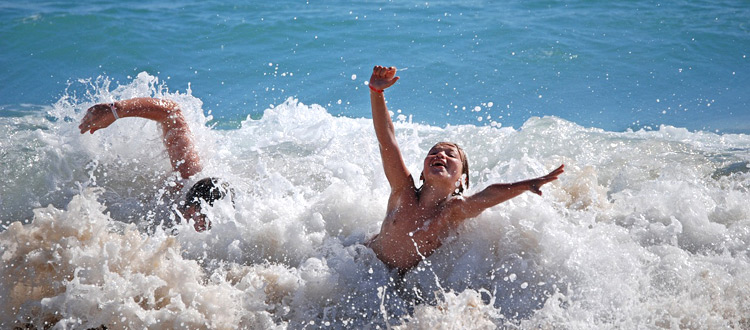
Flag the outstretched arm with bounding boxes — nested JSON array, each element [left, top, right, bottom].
[[79, 97, 202, 179], [369, 66, 412, 193], [458, 165, 564, 219]]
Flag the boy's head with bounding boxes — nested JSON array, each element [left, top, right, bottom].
[[181, 177, 234, 231], [422, 142, 470, 195]]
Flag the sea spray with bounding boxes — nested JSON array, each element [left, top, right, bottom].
[[1, 73, 749, 328], [0, 188, 278, 329]]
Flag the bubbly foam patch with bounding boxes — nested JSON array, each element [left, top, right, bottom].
[[0, 189, 278, 328], [1, 73, 749, 328]]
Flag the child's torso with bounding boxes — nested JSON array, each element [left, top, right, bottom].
[[370, 190, 461, 270]]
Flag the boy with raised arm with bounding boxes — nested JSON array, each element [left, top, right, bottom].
[[365, 66, 564, 274], [79, 97, 232, 232]]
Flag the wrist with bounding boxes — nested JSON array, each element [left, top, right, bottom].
[[109, 102, 120, 120], [529, 181, 539, 191], [368, 84, 384, 93]]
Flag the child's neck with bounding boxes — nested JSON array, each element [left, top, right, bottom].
[[418, 183, 456, 207]]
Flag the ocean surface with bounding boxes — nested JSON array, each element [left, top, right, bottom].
[[1, 0, 749, 328]]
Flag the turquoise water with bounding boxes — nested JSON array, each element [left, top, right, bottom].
[[2, 1, 750, 328], [2, 0, 749, 132]]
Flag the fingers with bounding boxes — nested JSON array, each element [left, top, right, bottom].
[[370, 66, 400, 91], [373, 65, 392, 73], [530, 183, 543, 196], [79, 109, 96, 134], [79, 104, 108, 134], [530, 164, 565, 195], [544, 164, 565, 180], [79, 119, 91, 134], [79, 124, 96, 134], [383, 76, 400, 89], [551, 164, 565, 176], [383, 66, 396, 79], [372, 65, 397, 78]]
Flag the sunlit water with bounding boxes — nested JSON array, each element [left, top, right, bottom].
[[2, 0, 749, 132], [1, 74, 749, 328], [2, 0, 750, 328]]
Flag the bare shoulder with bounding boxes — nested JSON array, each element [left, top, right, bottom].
[[442, 195, 471, 218], [443, 193, 492, 221], [386, 179, 419, 211]]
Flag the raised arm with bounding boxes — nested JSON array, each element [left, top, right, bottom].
[[79, 97, 202, 179], [458, 165, 564, 219], [369, 66, 413, 192]]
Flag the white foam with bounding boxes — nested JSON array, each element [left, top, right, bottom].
[[1, 73, 749, 328]]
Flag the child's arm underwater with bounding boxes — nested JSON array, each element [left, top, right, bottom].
[[456, 165, 564, 219], [369, 66, 413, 198], [79, 97, 203, 180]]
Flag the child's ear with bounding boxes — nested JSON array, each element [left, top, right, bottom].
[[460, 174, 468, 191]]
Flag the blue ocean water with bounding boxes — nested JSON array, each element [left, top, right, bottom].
[[2, 1, 750, 328], [2, 0, 748, 132]]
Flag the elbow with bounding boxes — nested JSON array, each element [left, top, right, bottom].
[[159, 99, 181, 115], [142, 97, 180, 116]]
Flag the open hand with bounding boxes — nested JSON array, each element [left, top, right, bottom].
[[79, 103, 117, 134], [529, 164, 564, 195], [369, 66, 400, 91]]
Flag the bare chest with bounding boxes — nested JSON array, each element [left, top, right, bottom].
[[383, 199, 453, 236]]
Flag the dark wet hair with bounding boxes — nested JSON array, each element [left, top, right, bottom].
[[422, 142, 470, 195], [185, 177, 234, 209]]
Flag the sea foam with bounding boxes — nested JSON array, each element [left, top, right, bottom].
[[1, 73, 749, 328]]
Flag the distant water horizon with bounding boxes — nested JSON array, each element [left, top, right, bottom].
[[2, 0, 749, 133]]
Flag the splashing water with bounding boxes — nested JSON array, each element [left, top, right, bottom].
[[1, 73, 749, 328]]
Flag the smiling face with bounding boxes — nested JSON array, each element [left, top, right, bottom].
[[422, 142, 470, 194]]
